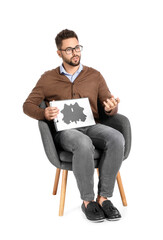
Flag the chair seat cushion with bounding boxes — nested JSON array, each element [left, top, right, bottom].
[[59, 149, 102, 163]]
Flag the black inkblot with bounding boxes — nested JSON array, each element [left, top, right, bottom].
[[61, 102, 87, 124]]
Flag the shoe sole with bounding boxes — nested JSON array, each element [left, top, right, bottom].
[[85, 216, 105, 223], [106, 217, 121, 221]]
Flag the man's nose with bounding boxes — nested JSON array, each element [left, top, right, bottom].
[[72, 48, 76, 54]]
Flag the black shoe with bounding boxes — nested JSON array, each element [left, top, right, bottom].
[[99, 200, 121, 221], [81, 202, 105, 222]]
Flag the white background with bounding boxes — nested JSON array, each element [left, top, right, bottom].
[[1, 0, 163, 239]]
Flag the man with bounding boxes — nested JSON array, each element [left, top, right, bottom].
[[23, 29, 124, 222]]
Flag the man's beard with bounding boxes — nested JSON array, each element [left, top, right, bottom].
[[63, 55, 81, 66]]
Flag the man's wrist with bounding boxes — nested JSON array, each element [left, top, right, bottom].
[[105, 109, 112, 114]]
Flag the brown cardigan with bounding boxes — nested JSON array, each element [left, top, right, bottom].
[[23, 65, 117, 121]]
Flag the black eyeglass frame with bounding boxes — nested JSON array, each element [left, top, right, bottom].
[[59, 45, 83, 55]]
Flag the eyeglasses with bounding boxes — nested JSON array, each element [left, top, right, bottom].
[[59, 45, 83, 55]]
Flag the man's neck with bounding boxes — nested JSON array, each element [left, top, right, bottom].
[[62, 62, 80, 75]]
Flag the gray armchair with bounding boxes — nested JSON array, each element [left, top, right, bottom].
[[38, 101, 132, 216]]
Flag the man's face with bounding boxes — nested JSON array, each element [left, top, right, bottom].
[[58, 38, 81, 66]]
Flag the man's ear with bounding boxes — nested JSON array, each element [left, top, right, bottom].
[[57, 50, 62, 58]]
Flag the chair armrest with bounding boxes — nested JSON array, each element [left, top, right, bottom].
[[38, 120, 61, 168], [101, 113, 132, 160]]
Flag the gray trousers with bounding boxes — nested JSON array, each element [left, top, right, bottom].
[[54, 123, 125, 201]]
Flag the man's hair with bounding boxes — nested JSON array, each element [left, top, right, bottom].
[[55, 29, 78, 49]]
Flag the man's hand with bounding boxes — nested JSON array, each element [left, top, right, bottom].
[[44, 106, 59, 121], [103, 96, 120, 113]]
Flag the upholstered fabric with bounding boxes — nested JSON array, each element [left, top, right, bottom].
[[59, 149, 102, 163]]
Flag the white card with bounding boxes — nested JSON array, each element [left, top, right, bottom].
[[50, 98, 95, 131]]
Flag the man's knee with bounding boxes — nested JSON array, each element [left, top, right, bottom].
[[75, 134, 95, 152], [105, 129, 125, 150]]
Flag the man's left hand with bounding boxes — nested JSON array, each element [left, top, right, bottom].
[[103, 96, 120, 113]]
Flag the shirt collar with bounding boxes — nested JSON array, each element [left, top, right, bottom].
[[60, 63, 83, 75]]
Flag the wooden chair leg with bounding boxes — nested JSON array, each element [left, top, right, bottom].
[[59, 170, 68, 216], [53, 168, 61, 195], [116, 171, 127, 206], [97, 168, 99, 177]]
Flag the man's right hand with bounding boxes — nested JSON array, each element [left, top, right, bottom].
[[44, 106, 59, 121]]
